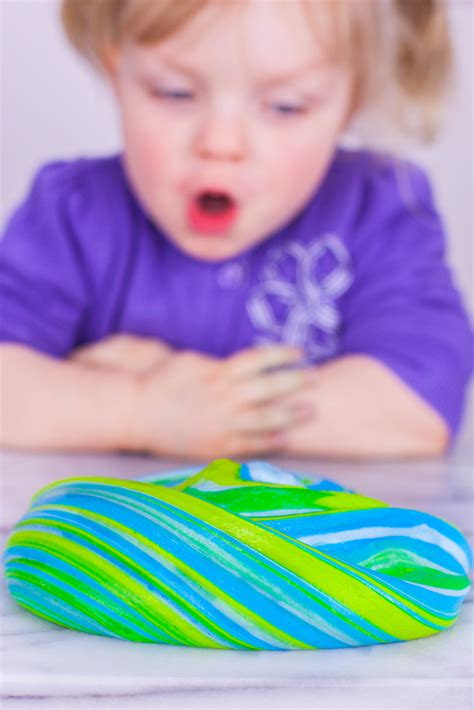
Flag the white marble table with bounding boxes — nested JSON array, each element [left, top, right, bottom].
[[1, 414, 473, 710]]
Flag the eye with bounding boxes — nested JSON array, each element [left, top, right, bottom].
[[269, 102, 307, 117], [152, 86, 195, 102]]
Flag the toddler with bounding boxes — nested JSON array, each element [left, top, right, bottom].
[[0, 0, 472, 460]]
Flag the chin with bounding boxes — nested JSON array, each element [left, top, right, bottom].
[[183, 240, 239, 262], [169, 226, 248, 261]]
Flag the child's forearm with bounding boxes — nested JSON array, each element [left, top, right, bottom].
[[283, 355, 450, 459], [0, 344, 137, 452]]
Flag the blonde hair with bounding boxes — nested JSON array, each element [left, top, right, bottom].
[[60, 0, 453, 144]]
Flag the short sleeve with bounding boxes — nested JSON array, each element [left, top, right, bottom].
[[0, 163, 91, 356], [341, 158, 473, 436]]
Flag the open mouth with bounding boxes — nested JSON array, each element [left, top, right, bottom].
[[187, 190, 238, 234], [199, 191, 234, 214]]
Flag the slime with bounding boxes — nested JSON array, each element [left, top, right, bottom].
[[3, 459, 471, 650]]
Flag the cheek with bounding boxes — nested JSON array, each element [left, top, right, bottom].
[[123, 124, 185, 206], [120, 97, 183, 179], [265, 135, 331, 197], [121, 122, 169, 214], [123, 116, 165, 167], [124, 135, 164, 201]]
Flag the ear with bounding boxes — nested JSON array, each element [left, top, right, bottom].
[[100, 45, 121, 97]]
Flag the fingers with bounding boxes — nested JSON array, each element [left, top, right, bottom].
[[237, 368, 308, 405], [225, 345, 304, 381], [225, 402, 315, 458], [70, 342, 110, 366], [70, 335, 173, 374], [237, 399, 314, 433], [70, 334, 139, 365], [222, 345, 311, 409]]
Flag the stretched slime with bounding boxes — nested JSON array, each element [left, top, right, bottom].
[[3, 459, 471, 649]]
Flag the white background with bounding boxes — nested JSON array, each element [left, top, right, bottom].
[[1, 0, 472, 307]]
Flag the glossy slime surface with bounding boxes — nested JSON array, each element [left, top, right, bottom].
[[3, 459, 472, 650]]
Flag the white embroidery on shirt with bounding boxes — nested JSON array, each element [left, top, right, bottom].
[[246, 234, 353, 359]]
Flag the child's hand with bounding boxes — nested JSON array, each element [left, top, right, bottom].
[[128, 345, 312, 460], [70, 334, 173, 375]]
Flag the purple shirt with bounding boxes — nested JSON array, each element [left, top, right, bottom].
[[1, 148, 472, 435]]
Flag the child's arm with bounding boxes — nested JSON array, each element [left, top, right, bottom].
[[0, 343, 137, 451], [0, 340, 310, 458], [282, 355, 449, 460]]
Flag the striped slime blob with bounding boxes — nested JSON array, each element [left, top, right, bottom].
[[3, 459, 472, 650]]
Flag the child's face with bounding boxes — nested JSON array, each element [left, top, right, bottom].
[[108, 1, 353, 261]]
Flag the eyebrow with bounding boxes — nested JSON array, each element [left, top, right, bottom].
[[154, 55, 324, 86]]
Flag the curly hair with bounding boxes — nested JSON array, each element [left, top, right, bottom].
[[60, 0, 453, 143]]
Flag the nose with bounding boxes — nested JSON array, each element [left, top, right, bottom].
[[193, 109, 248, 163]]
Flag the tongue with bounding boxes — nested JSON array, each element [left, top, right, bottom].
[[199, 193, 232, 214]]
